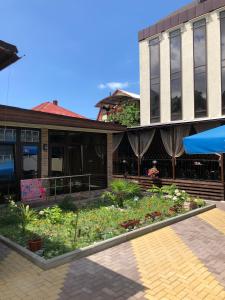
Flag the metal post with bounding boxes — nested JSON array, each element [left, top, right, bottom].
[[137, 131, 141, 178], [54, 179, 57, 200], [172, 127, 176, 180], [88, 175, 91, 192], [69, 177, 72, 195]]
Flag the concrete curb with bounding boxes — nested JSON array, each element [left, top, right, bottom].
[[0, 204, 216, 270]]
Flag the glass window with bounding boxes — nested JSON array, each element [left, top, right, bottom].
[[194, 71, 207, 117], [0, 145, 15, 181], [22, 145, 38, 179], [220, 12, 225, 114], [150, 37, 160, 123], [49, 131, 66, 144], [150, 83, 160, 121], [51, 146, 64, 176], [0, 128, 16, 143], [170, 29, 182, 121], [193, 19, 207, 118], [21, 130, 40, 143]]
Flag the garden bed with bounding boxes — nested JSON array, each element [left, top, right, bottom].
[[0, 181, 211, 267]]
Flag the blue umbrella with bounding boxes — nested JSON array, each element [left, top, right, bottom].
[[183, 125, 225, 154]]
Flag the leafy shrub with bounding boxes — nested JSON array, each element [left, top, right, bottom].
[[193, 198, 206, 208], [59, 196, 78, 212], [0, 209, 21, 226], [17, 204, 37, 232], [108, 102, 140, 127], [102, 179, 141, 208], [39, 206, 63, 224]]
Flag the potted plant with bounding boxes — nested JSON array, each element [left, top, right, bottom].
[[120, 219, 140, 230], [147, 161, 160, 185], [27, 234, 43, 252], [145, 211, 162, 221], [147, 167, 159, 178]]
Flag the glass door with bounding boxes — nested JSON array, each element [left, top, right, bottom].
[[68, 145, 82, 175]]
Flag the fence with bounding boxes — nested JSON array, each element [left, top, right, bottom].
[[21, 174, 92, 202]]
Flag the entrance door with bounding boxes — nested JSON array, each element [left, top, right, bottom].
[[68, 145, 82, 175]]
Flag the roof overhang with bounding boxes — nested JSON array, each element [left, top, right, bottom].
[[0, 104, 126, 133], [95, 95, 140, 108], [127, 117, 225, 131], [138, 0, 225, 42], [0, 40, 20, 70]]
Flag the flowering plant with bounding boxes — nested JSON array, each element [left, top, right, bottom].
[[147, 167, 159, 178]]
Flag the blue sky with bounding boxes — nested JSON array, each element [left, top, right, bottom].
[[0, 0, 190, 119]]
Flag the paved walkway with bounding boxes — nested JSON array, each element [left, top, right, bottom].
[[1, 204, 225, 299]]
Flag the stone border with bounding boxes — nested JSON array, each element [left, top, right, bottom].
[[0, 204, 216, 270]]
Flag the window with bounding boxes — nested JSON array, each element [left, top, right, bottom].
[[0, 145, 15, 181], [170, 29, 182, 121], [0, 128, 16, 143], [220, 11, 225, 114], [51, 146, 64, 176], [149, 37, 160, 123], [22, 145, 38, 179], [21, 130, 40, 143], [193, 19, 207, 118]]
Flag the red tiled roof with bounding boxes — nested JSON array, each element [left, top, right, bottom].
[[32, 101, 86, 119]]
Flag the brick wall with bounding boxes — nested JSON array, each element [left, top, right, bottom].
[[107, 133, 113, 185], [41, 128, 48, 177]]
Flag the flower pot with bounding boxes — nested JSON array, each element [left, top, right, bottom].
[[145, 211, 162, 221], [28, 238, 42, 252], [120, 219, 140, 230]]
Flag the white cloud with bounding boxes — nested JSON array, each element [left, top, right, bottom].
[[98, 81, 129, 90]]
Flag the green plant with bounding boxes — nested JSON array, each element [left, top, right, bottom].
[[102, 179, 141, 208], [68, 212, 79, 247], [40, 206, 63, 224], [59, 196, 78, 212], [108, 102, 140, 127], [193, 198, 206, 208], [17, 204, 36, 232]]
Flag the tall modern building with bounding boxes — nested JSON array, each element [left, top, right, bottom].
[[113, 0, 225, 201], [139, 0, 225, 126]]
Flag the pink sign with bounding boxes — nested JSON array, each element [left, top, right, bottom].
[[21, 179, 46, 202]]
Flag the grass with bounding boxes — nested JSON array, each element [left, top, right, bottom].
[[0, 195, 188, 259]]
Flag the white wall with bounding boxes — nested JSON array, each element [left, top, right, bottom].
[[139, 40, 150, 126]]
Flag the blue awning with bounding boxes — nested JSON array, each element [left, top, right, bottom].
[[183, 125, 225, 154]]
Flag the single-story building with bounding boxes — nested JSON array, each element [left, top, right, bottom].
[[0, 104, 125, 203]]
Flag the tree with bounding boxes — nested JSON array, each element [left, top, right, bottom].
[[108, 102, 140, 127]]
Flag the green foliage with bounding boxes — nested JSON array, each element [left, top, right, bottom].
[[193, 198, 206, 208], [0, 184, 206, 260], [0, 208, 20, 226], [102, 179, 141, 208], [149, 184, 193, 212], [58, 196, 78, 212], [67, 212, 79, 247], [17, 204, 36, 232], [108, 102, 140, 127], [149, 184, 177, 197], [39, 206, 63, 224]]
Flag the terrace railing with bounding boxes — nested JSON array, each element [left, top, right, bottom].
[[42, 174, 92, 200], [113, 157, 221, 181], [20, 174, 95, 202], [175, 159, 220, 181]]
